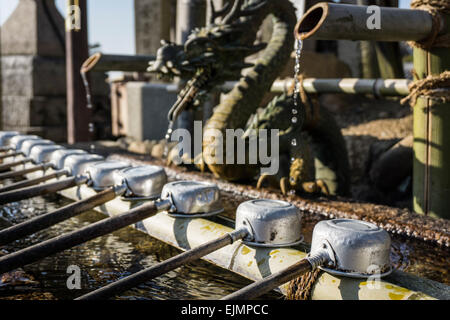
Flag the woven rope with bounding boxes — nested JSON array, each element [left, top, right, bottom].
[[409, 0, 450, 49], [401, 71, 450, 107], [412, 0, 450, 14], [286, 268, 323, 300]]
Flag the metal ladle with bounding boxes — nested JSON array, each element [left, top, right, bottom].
[[0, 165, 167, 246], [222, 219, 392, 300], [0, 137, 52, 172], [0, 135, 40, 156], [0, 155, 117, 205], [0, 132, 22, 153], [0, 146, 84, 182], [76, 199, 304, 300], [0, 144, 66, 191], [0, 180, 222, 276]]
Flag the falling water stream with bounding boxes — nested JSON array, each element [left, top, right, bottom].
[[81, 71, 97, 153], [290, 39, 303, 151]]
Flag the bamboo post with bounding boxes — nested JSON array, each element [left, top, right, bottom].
[[374, 41, 405, 79], [357, 0, 404, 79], [295, 2, 450, 219], [412, 14, 450, 219]]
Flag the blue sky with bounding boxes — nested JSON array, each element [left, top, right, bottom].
[[1, 0, 411, 55], [1, 0, 135, 54]]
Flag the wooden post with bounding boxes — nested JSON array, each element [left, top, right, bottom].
[[175, 0, 206, 149], [412, 14, 450, 219], [66, 0, 92, 143]]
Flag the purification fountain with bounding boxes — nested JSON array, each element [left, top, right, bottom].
[[0, 0, 449, 301]]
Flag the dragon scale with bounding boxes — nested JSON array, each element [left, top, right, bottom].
[[148, 0, 350, 196], [203, 0, 297, 181]]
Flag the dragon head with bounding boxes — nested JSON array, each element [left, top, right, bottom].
[[147, 0, 269, 123]]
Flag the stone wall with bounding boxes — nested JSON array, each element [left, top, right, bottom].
[[1, 0, 110, 142]]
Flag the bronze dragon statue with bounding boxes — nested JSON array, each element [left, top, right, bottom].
[[148, 0, 350, 196]]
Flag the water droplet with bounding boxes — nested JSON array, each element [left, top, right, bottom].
[[292, 109, 298, 115], [292, 117, 298, 124], [291, 157, 295, 163], [291, 139, 297, 147], [88, 123, 95, 133], [90, 144, 96, 152]]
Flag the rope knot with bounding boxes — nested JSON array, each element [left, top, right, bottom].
[[401, 71, 450, 107], [409, 0, 450, 49]]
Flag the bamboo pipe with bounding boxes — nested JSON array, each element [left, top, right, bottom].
[[77, 228, 249, 300], [294, 3, 437, 42], [263, 78, 410, 96], [0, 163, 53, 181], [0, 200, 170, 275], [81, 53, 156, 73], [192, 78, 412, 96], [0, 175, 87, 206], [0, 169, 69, 194], [0, 187, 119, 246]]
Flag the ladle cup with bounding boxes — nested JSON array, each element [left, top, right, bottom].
[[0, 165, 167, 246], [0, 155, 118, 205], [0, 144, 66, 184], [0, 137, 48, 172], [222, 219, 392, 300]]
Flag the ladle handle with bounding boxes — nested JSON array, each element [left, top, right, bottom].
[[76, 228, 249, 300], [0, 200, 165, 275], [0, 163, 52, 181], [0, 147, 13, 153], [0, 187, 118, 246], [0, 151, 21, 161], [0, 169, 70, 194], [0, 158, 31, 172], [0, 174, 82, 205], [222, 258, 313, 300]]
